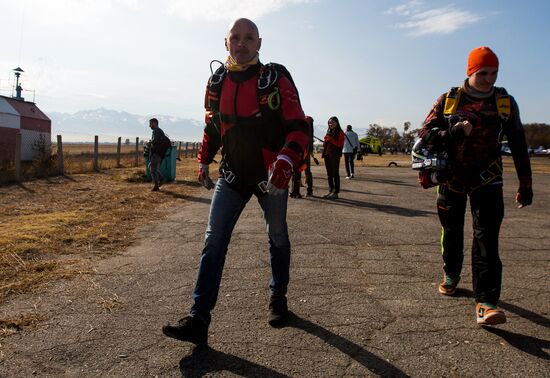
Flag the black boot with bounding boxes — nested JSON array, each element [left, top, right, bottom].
[[268, 295, 288, 327], [162, 315, 208, 345]]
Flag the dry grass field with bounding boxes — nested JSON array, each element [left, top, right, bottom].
[[1, 152, 549, 334], [0, 155, 199, 334]]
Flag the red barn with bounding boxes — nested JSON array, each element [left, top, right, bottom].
[[0, 95, 51, 161]]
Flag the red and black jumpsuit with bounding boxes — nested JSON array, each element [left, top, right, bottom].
[[198, 62, 309, 196]]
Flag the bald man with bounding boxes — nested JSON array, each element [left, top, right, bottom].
[[162, 18, 310, 345]]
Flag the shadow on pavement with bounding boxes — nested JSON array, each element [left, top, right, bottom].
[[483, 328, 550, 360], [352, 177, 417, 187], [499, 301, 550, 329], [284, 312, 409, 377], [179, 346, 290, 378], [160, 190, 212, 205], [322, 197, 435, 217]]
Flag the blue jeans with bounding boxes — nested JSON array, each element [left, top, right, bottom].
[[191, 177, 291, 323]]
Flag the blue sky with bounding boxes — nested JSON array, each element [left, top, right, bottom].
[[1, 0, 549, 134]]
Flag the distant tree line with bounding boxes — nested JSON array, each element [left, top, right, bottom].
[[363, 122, 550, 154], [523, 123, 550, 148], [365, 122, 418, 154]]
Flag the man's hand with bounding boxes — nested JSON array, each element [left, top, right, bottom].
[[266, 155, 293, 195], [515, 186, 533, 208], [451, 120, 473, 137], [198, 163, 214, 190]]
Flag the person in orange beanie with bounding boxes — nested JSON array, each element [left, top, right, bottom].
[[414, 46, 533, 326]]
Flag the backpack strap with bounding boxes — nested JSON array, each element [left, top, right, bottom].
[[257, 63, 282, 116], [444, 86, 511, 122], [205, 63, 226, 113], [258, 63, 303, 117], [206, 61, 301, 121], [494, 87, 511, 122], [443, 87, 462, 116]]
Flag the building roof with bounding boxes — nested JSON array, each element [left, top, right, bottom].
[[0, 95, 50, 121]]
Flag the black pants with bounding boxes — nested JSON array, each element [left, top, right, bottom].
[[324, 154, 341, 193], [437, 184, 504, 304], [344, 153, 355, 177], [291, 156, 313, 195]]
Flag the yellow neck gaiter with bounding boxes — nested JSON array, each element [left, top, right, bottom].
[[225, 54, 259, 72]]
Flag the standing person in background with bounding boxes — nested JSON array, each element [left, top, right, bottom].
[[162, 18, 309, 346], [322, 116, 344, 199], [290, 115, 315, 198], [148, 118, 167, 192], [343, 125, 360, 179], [416, 46, 532, 326]]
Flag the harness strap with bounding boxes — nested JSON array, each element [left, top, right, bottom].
[[443, 87, 461, 116], [494, 87, 511, 122], [478, 158, 503, 185], [444, 86, 511, 122]]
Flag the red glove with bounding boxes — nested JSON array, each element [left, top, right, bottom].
[[266, 155, 293, 195], [198, 164, 214, 190]]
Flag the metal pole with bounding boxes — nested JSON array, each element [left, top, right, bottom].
[[116, 137, 121, 168], [93, 136, 99, 172], [135, 137, 139, 166]]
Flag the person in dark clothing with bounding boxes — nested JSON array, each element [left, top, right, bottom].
[[322, 116, 345, 199], [418, 46, 533, 326], [148, 118, 166, 191], [162, 18, 309, 346], [290, 115, 315, 198]]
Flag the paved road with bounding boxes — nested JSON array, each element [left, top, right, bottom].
[[1, 165, 549, 377]]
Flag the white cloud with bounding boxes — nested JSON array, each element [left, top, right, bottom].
[[16, 0, 144, 25], [18, 0, 111, 24], [385, 0, 424, 16], [387, 2, 482, 37], [167, 0, 313, 22]]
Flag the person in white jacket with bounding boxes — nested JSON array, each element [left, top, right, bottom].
[[343, 125, 360, 179]]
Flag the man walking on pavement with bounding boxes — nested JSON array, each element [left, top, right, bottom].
[[162, 18, 309, 346], [416, 46, 532, 326]]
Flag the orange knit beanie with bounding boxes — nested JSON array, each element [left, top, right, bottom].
[[467, 46, 499, 76]]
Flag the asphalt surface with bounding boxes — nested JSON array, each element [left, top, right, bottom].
[[1, 164, 549, 377]]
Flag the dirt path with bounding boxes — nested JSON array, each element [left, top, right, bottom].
[[1, 165, 549, 377]]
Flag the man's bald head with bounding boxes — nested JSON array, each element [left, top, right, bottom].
[[227, 18, 259, 38], [225, 18, 262, 65]]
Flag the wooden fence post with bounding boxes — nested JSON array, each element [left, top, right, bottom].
[[56, 135, 64, 175], [185, 142, 189, 158], [15, 133, 21, 182], [116, 137, 122, 168], [178, 141, 182, 160], [93, 136, 99, 172], [135, 137, 139, 167]]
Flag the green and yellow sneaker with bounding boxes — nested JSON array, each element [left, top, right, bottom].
[[438, 275, 460, 296]]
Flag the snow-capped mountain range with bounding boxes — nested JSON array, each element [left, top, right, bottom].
[[48, 108, 204, 143], [48, 107, 344, 144]]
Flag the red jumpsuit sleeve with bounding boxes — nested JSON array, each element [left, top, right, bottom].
[[276, 76, 309, 168]]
